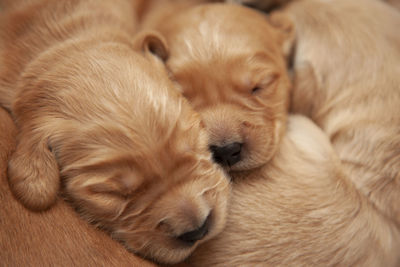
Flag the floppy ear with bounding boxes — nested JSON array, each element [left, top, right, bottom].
[[8, 131, 59, 211], [132, 30, 169, 62], [268, 11, 295, 59]]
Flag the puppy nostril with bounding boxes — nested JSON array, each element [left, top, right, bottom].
[[177, 214, 211, 246], [209, 142, 242, 167]]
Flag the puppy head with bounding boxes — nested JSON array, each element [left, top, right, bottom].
[[9, 35, 230, 264], [227, 0, 292, 12], [154, 4, 294, 171]]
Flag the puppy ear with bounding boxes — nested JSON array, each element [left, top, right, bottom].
[[268, 11, 295, 58], [133, 30, 169, 62], [8, 131, 59, 211]]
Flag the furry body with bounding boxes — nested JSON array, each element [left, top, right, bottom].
[[0, 0, 229, 263], [188, 116, 400, 266], [286, 0, 400, 227]]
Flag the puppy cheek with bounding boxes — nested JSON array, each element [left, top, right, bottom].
[[241, 122, 275, 164], [201, 172, 230, 238]]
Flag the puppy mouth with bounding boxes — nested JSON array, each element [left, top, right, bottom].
[[177, 213, 212, 246]]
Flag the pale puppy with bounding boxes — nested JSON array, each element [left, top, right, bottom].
[[227, 0, 400, 11], [188, 115, 400, 266], [285, 0, 400, 227], [0, 0, 229, 264]]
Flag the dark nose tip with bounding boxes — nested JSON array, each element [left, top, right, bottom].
[[177, 214, 211, 245], [209, 142, 242, 167]]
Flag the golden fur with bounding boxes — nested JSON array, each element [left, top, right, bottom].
[[183, 0, 400, 265], [0, 108, 156, 266], [188, 116, 400, 266], [228, 0, 400, 12], [142, 3, 294, 171], [0, 0, 229, 264], [286, 0, 400, 227]]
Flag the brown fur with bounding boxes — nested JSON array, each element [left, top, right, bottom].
[[142, 3, 294, 171], [188, 116, 400, 266], [285, 0, 400, 227], [0, 108, 156, 266], [0, 0, 230, 264]]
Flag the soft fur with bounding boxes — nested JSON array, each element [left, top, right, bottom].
[[285, 0, 400, 227], [0, 0, 230, 264], [228, 0, 400, 12], [185, 0, 400, 265], [187, 116, 400, 266], [0, 108, 155, 266], [142, 3, 294, 171]]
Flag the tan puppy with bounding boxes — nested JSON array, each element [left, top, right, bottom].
[[228, 0, 400, 12], [283, 0, 400, 227], [142, 3, 293, 171], [226, 0, 292, 11], [0, 108, 155, 266], [187, 0, 400, 265], [143, 1, 400, 265], [187, 116, 400, 266], [0, 0, 229, 264]]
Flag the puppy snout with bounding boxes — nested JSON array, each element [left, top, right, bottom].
[[177, 213, 211, 245], [210, 142, 242, 167]]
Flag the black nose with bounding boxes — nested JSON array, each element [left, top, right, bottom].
[[177, 214, 211, 245], [209, 142, 242, 167]]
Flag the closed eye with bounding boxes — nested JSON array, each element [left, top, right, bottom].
[[251, 86, 262, 94], [250, 73, 279, 95]]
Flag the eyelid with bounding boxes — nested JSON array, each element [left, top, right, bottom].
[[260, 72, 279, 87], [250, 72, 279, 94]]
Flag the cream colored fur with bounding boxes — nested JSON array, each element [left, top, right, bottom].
[[150, 0, 400, 265], [286, 0, 400, 227], [188, 115, 400, 266]]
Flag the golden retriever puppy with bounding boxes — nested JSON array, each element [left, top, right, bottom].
[[142, 3, 294, 171], [282, 0, 400, 227], [0, 108, 155, 266], [0, 0, 229, 264], [227, 0, 400, 12], [226, 0, 292, 11], [187, 115, 400, 266]]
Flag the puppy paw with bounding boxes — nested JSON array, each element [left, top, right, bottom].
[[287, 115, 336, 162], [8, 137, 59, 211]]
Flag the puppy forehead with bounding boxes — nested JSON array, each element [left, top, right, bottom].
[[167, 4, 279, 53], [171, 53, 278, 92]]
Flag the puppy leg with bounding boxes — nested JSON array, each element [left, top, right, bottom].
[[8, 130, 59, 211], [290, 61, 318, 117]]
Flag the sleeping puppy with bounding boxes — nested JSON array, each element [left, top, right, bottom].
[[283, 0, 400, 227], [0, 0, 229, 264], [142, 3, 294, 172], [187, 116, 400, 266], [227, 0, 400, 12], [0, 108, 155, 266], [226, 0, 292, 11], [142, 1, 400, 265]]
